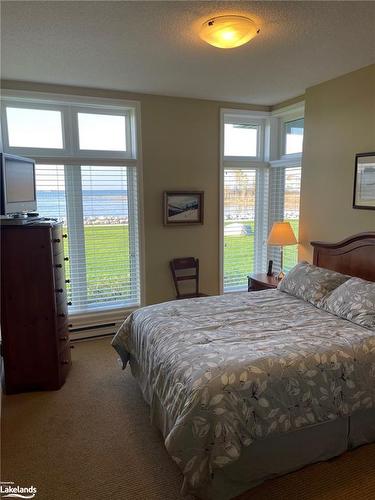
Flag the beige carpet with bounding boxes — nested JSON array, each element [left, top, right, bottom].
[[2, 338, 375, 500]]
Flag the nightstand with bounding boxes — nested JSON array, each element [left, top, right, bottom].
[[247, 273, 279, 291]]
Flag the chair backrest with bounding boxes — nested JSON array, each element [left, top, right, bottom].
[[170, 257, 199, 298]]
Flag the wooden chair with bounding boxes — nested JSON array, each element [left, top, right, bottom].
[[170, 257, 207, 300]]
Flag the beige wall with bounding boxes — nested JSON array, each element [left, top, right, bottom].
[[1, 80, 268, 304], [299, 64, 375, 261]]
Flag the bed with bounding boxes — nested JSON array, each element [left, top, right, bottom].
[[112, 233, 375, 500]]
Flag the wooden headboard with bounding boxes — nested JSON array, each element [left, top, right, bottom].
[[311, 233, 375, 282]]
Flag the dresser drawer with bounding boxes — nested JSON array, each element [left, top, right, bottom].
[[56, 309, 69, 331], [56, 297, 69, 316], [58, 345, 71, 385], [53, 251, 68, 276], [55, 285, 67, 305], [57, 329, 70, 350], [53, 259, 66, 283], [51, 225, 68, 256]]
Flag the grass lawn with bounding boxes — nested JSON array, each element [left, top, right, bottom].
[[64, 224, 131, 305], [63, 220, 299, 304]]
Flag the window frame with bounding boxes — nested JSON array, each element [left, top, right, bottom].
[[282, 117, 304, 156], [1, 100, 69, 155], [267, 160, 302, 272], [1, 91, 137, 160], [0, 90, 145, 324], [72, 105, 133, 158], [220, 104, 304, 293], [223, 110, 266, 162], [220, 109, 269, 293], [271, 104, 305, 159]]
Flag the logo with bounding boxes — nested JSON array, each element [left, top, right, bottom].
[[0, 482, 37, 499]]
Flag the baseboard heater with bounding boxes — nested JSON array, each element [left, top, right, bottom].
[[69, 322, 118, 340]]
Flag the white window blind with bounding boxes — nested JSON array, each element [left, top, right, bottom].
[[283, 167, 301, 269], [223, 169, 257, 291], [268, 166, 301, 271], [35, 164, 140, 313]]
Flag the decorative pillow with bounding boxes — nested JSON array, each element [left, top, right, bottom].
[[278, 261, 350, 306], [323, 277, 375, 330]]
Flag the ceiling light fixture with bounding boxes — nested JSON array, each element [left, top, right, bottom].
[[200, 15, 260, 49]]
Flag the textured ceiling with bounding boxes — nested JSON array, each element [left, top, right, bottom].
[[1, 1, 374, 105]]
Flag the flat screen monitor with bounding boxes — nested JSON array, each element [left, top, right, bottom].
[[1, 153, 37, 215]]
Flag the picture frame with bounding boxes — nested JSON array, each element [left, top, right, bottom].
[[353, 152, 375, 210], [163, 191, 204, 225]]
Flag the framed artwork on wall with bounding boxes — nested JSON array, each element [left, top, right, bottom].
[[163, 191, 204, 225], [353, 152, 375, 210]]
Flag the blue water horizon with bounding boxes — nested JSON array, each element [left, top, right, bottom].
[[36, 190, 129, 218]]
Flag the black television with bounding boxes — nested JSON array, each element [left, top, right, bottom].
[[0, 153, 37, 215]]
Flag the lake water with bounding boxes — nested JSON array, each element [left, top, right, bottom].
[[36, 190, 129, 219]]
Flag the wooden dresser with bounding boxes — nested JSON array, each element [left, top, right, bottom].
[[1, 220, 71, 394]]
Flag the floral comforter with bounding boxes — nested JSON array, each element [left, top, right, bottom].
[[112, 290, 375, 494]]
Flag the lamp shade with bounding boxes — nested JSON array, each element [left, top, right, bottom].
[[268, 221, 297, 246]]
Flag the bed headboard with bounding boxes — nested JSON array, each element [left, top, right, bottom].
[[311, 232, 375, 282]]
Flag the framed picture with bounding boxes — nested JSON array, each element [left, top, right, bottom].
[[163, 191, 204, 225], [353, 152, 375, 210]]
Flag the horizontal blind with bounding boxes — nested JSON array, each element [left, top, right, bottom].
[[35, 165, 72, 302], [35, 164, 140, 313], [224, 169, 256, 291], [283, 167, 301, 270], [268, 166, 301, 272]]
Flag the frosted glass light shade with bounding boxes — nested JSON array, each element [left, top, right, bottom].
[[268, 222, 297, 246], [200, 15, 259, 49]]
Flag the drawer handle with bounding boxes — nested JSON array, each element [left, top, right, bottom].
[[55, 264, 63, 268], [60, 336, 69, 341], [61, 360, 69, 365], [56, 288, 64, 293], [58, 313, 65, 318], [53, 238, 61, 243], [63, 233, 68, 238], [64, 257, 69, 261], [67, 301, 72, 306], [65, 279, 70, 284]]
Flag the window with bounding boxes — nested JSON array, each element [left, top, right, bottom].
[[224, 169, 257, 290], [221, 111, 268, 292], [224, 123, 259, 157], [268, 166, 301, 271], [6, 107, 63, 149], [283, 167, 301, 269], [221, 106, 303, 292], [2, 95, 142, 317], [35, 164, 139, 312], [284, 118, 304, 155], [77, 112, 127, 151]]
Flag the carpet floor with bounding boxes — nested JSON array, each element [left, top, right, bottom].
[[2, 337, 375, 500]]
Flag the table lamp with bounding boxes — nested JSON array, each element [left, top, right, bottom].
[[267, 221, 297, 280]]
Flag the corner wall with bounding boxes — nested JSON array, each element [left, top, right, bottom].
[[299, 64, 375, 261]]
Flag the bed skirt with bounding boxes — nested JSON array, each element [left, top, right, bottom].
[[128, 355, 375, 500]]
